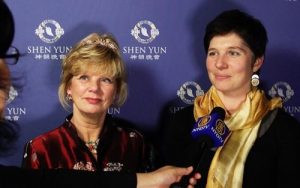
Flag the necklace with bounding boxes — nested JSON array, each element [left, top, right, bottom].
[[85, 138, 100, 155]]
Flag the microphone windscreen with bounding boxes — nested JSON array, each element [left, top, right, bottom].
[[211, 106, 225, 120]]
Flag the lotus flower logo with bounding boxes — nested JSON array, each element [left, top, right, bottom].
[[131, 20, 159, 44], [35, 19, 64, 44]]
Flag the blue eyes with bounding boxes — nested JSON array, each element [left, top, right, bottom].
[[79, 75, 88, 80], [77, 75, 114, 84], [101, 78, 113, 84]]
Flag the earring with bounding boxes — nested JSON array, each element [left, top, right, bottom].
[[67, 94, 73, 101], [251, 74, 260, 87]]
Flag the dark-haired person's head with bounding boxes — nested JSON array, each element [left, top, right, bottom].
[[204, 9, 268, 60], [0, 0, 14, 116], [0, 0, 15, 57], [0, 0, 19, 155]]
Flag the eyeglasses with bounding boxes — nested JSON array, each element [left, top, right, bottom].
[[0, 46, 21, 65]]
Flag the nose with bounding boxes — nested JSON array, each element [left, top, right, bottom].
[[215, 54, 228, 70], [88, 80, 101, 93]]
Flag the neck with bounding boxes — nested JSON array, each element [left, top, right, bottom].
[[217, 90, 248, 115], [71, 110, 106, 143]]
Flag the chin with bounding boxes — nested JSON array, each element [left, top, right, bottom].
[[214, 85, 230, 92], [82, 109, 105, 115]]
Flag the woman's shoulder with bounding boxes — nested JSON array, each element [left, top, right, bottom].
[[273, 108, 300, 126], [171, 105, 195, 124], [110, 116, 145, 139], [175, 105, 194, 115], [27, 124, 66, 145], [261, 108, 300, 138]]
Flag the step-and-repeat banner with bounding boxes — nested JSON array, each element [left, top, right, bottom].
[[2, 0, 300, 166]]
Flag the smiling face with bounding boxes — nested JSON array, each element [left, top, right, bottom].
[[67, 64, 117, 116], [206, 33, 263, 97], [58, 33, 128, 112]]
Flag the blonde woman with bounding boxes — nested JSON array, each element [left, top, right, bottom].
[[23, 33, 154, 173], [1, 1, 200, 187]]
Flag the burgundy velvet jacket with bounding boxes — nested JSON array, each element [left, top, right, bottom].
[[22, 114, 153, 173]]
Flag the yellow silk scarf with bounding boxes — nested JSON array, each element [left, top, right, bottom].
[[194, 86, 282, 188]]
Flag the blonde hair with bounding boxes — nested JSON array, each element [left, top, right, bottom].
[[58, 33, 127, 110]]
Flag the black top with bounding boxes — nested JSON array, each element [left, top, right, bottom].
[[163, 105, 300, 188]]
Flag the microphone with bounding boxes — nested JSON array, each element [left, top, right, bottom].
[[191, 106, 229, 148], [190, 107, 229, 174], [171, 107, 230, 188]]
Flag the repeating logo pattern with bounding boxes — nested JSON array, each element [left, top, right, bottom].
[[268, 81, 299, 117], [5, 86, 26, 121], [27, 19, 71, 61], [131, 20, 159, 44], [177, 81, 204, 104], [35, 19, 64, 44], [7, 86, 18, 104], [268, 81, 294, 103], [123, 20, 166, 62]]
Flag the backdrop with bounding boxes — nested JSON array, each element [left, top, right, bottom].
[[2, 0, 300, 166]]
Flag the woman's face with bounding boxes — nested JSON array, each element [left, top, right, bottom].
[[206, 33, 262, 97], [67, 67, 117, 116]]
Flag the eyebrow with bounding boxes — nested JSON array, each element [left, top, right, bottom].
[[208, 45, 249, 53], [228, 46, 248, 52]]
